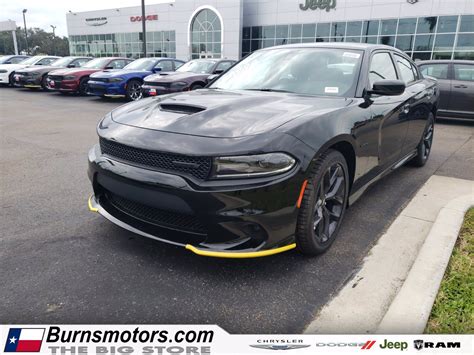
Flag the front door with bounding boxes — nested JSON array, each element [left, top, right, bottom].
[[449, 63, 474, 118]]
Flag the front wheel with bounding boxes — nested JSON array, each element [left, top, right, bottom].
[[126, 79, 142, 101], [296, 150, 349, 256], [78, 77, 89, 95], [410, 113, 434, 167]]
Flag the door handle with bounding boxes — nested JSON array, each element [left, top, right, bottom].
[[454, 85, 468, 89]]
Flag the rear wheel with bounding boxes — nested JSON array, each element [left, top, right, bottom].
[[296, 150, 349, 255], [410, 113, 434, 167], [126, 79, 142, 101], [78, 77, 89, 95]]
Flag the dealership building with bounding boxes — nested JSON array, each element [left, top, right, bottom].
[[67, 0, 474, 61]]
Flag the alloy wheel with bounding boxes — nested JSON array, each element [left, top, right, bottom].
[[129, 82, 142, 101], [422, 123, 434, 159], [312, 163, 346, 244]]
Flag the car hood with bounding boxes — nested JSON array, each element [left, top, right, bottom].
[[49, 68, 100, 76], [0, 63, 29, 72], [17, 65, 61, 74], [91, 69, 149, 78], [145, 72, 207, 83], [111, 89, 352, 138]]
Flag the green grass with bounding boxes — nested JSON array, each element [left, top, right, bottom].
[[425, 208, 474, 334]]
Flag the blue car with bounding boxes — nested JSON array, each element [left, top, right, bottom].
[[87, 57, 185, 101]]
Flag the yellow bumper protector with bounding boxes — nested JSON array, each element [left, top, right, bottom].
[[88, 195, 99, 212], [185, 243, 296, 259]]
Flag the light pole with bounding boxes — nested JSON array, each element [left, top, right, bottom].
[[141, 0, 147, 57], [22, 9, 28, 54], [50, 25, 57, 55]]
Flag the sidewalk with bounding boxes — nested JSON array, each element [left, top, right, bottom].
[[305, 175, 474, 334]]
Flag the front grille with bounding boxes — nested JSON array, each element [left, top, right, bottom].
[[48, 75, 64, 81], [99, 138, 212, 180], [105, 191, 207, 235], [91, 78, 108, 83], [144, 81, 171, 87]]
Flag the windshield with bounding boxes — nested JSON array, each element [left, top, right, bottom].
[[123, 58, 157, 71], [82, 58, 111, 69], [210, 48, 363, 97], [19, 56, 41, 65], [50, 57, 74, 67], [0, 56, 13, 64], [176, 60, 216, 74]]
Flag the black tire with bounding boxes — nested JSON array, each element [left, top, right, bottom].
[[8, 72, 15, 86], [78, 77, 89, 95], [41, 75, 48, 91], [190, 83, 204, 91], [410, 113, 434, 167], [296, 149, 349, 255], [126, 79, 142, 101]]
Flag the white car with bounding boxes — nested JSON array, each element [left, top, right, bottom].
[[0, 55, 60, 86]]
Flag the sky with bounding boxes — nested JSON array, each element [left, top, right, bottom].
[[0, 0, 171, 37]]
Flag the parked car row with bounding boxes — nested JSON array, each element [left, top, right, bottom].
[[0, 54, 236, 102]]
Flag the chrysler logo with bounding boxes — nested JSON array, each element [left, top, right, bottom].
[[250, 344, 311, 350], [85, 17, 107, 26]]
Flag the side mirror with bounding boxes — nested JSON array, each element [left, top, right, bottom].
[[104, 66, 114, 70], [213, 69, 224, 75], [67, 63, 76, 68], [206, 73, 220, 85], [368, 80, 405, 96], [153, 67, 162, 73]]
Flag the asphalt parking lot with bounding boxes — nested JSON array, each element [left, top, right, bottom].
[[1, 87, 473, 333]]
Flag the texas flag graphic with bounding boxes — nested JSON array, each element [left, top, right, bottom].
[[4, 328, 45, 352]]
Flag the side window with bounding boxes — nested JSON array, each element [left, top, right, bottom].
[[419, 64, 449, 80], [73, 58, 90, 67], [174, 61, 184, 70], [11, 57, 25, 64], [369, 52, 398, 87], [215, 61, 233, 73], [37, 58, 56, 65], [394, 55, 416, 84], [108, 60, 125, 69], [155, 60, 173, 71], [453, 64, 474, 82]]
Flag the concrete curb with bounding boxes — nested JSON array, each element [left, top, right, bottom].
[[376, 195, 474, 334], [304, 176, 474, 334]]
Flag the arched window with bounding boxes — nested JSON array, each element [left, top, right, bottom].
[[190, 8, 222, 59]]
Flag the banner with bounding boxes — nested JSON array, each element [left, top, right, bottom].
[[1, 325, 472, 354]]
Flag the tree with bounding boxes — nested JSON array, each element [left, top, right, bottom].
[[0, 27, 70, 56]]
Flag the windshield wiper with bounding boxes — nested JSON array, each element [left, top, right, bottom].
[[245, 88, 294, 93]]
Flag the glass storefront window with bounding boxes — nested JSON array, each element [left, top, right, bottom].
[[395, 35, 414, 51], [242, 27, 250, 40], [290, 24, 302, 38], [454, 51, 474, 60], [417, 17, 438, 34], [316, 23, 330, 37], [346, 36, 361, 43], [414, 34, 434, 51], [302, 24, 316, 38], [434, 34, 455, 51], [332, 22, 346, 38], [381, 19, 398, 35], [379, 36, 395, 46], [346, 21, 362, 36], [412, 52, 432, 61], [456, 34, 474, 50], [459, 15, 474, 32], [275, 25, 289, 39], [251, 26, 262, 39], [437, 16, 458, 33], [262, 25, 275, 39], [363, 20, 379, 36], [432, 52, 453, 60], [362, 36, 378, 44]]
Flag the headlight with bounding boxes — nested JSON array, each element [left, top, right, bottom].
[[212, 153, 296, 179], [0, 70, 7, 73], [108, 77, 123, 83], [64, 75, 76, 80], [171, 81, 187, 88]]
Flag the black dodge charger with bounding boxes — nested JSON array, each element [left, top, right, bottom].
[[88, 43, 438, 258]]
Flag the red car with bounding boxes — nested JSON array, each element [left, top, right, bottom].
[[46, 57, 133, 95]]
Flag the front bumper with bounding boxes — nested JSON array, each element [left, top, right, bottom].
[[0, 72, 10, 84], [142, 85, 177, 97], [14, 74, 42, 88], [87, 143, 305, 257], [88, 80, 125, 97], [46, 77, 79, 92]]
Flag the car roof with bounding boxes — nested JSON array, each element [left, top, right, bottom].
[[267, 42, 406, 54], [416, 59, 474, 65]]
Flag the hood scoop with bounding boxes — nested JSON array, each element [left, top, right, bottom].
[[159, 103, 206, 115]]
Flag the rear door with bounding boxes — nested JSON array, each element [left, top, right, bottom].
[[393, 54, 430, 152], [419, 62, 451, 112], [449, 63, 474, 119], [368, 51, 409, 167]]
